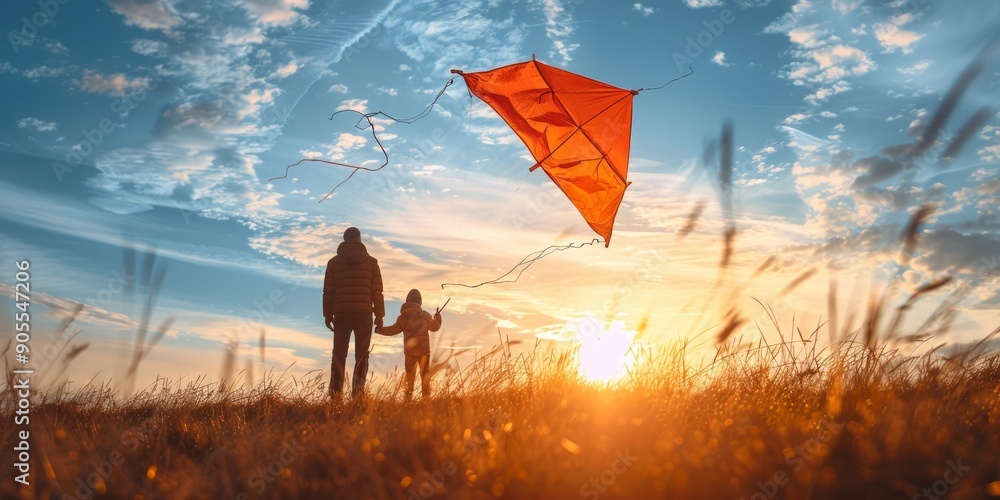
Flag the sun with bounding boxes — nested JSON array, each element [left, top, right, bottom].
[[574, 319, 635, 383]]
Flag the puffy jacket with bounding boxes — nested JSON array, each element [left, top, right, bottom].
[[378, 302, 441, 356], [323, 241, 385, 318]]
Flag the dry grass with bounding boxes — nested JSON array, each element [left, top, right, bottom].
[[2, 314, 999, 499]]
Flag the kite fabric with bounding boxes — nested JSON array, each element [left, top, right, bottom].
[[452, 58, 636, 247]]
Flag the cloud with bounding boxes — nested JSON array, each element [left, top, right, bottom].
[[805, 81, 851, 104], [17, 117, 58, 132], [106, 0, 182, 32], [375, 86, 398, 96], [413, 164, 445, 176], [385, 2, 524, 75], [898, 59, 932, 76], [0, 283, 137, 332], [399, 64, 412, 71], [44, 40, 69, 56], [0, 63, 67, 79], [832, 0, 864, 13], [337, 98, 369, 113], [241, 0, 311, 27], [805, 45, 876, 82], [130, 38, 169, 56], [633, 3, 656, 16], [873, 12, 924, 54], [78, 70, 151, 96], [318, 133, 368, 161], [223, 26, 266, 45], [781, 126, 832, 154], [272, 59, 300, 79], [784, 112, 812, 125], [765, 0, 877, 112], [874, 24, 923, 54], [980, 143, 1000, 163], [536, 0, 579, 65], [328, 83, 349, 94], [683, 0, 724, 7], [787, 25, 829, 49], [711, 50, 731, 67]]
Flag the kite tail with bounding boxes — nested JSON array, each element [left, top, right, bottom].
[[440, 239, 604, 289], [267, 77, 458, 202]]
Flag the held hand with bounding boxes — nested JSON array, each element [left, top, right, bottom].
[[374, 326, 383, 335], [433, 311, 442, 324], [375, 316, 384, 328]]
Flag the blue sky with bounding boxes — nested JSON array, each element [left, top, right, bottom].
[[2, 0, 999, 391]]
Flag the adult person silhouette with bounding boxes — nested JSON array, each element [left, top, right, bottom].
[[323, 226, 385, 400]]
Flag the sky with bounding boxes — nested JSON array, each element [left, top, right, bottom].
[[1, 0, 999, 392]]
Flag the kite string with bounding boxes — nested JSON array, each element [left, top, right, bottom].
[[335, 76, 458, 126], [636, 66, 694, 93], [266, 77, 458, 202], [440, 239, 604, 289]]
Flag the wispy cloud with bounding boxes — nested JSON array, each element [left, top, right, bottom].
[[386, 1, 524, 74], [683, 0, 723, 7], [17, 117, 58, 132], [240, 0, 312, 27], [130, 39, 169, 57], [106, 0, 182, 32], [78, 70, 151, 96], [784, 112, 812, 125], [805, 81, 851, 105], [536, 0, 579, 65], [632, 3, 656, 16], [898, 59, 932, 76]]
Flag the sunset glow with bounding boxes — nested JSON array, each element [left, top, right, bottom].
[[576, 320, 636, 384]]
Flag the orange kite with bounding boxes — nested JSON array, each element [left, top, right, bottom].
[[452, 58, 636, 247]]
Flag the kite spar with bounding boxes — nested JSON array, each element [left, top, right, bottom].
[[451, 58, 636, 247]]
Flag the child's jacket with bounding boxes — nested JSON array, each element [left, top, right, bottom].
[[378, 301, 441, 357]]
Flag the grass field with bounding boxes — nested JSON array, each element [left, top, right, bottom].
[[4, 311, 1000, 499]]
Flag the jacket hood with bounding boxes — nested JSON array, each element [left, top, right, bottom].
[[400, 301, 423, 319], [405, 289, 422, 306], [336, 240, 369, 264]]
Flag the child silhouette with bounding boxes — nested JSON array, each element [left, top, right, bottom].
[[375, 289, 442, 400]]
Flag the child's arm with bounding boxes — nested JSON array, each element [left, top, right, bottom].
[[428, 310, 442, 332], [376, 316, 404, 336]]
